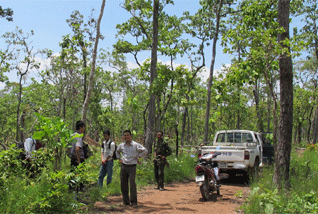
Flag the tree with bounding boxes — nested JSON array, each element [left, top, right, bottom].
[[66, 10, 100, 103], [144, 0, 159, 154], [202, 0, 234, 142], [292, 0, 318, 143], [2, 27, 42, 141], [0, 6, 13, 21], [82, 0, 106, 122], [273, 0, 293, 190]]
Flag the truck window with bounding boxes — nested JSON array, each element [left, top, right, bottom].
[[226, 132, 234, 143], [216, 133, 225, 142], [234, 133, 242, 143], [216, 132, 234, 143], [242, 133, 253, 142]]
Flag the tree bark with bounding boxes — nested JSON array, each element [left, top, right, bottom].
[[82, 0, 106, 122], [273, 0, 293, 190], [203, 0, 223, 142], [144, 0, 159, 155]]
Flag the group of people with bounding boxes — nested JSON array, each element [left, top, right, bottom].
[[70, 120, 172, 207]]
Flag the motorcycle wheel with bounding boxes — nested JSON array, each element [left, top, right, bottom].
[[200, 183, 210, 200]]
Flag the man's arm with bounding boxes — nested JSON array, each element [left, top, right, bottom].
[[83, 135, 99, 147], [137, 143, 148, 158]]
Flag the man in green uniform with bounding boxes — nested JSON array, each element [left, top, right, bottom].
[[154, 131, 172, 191]]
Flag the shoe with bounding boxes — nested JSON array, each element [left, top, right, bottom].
[[159, 187, 164, 191], [131, 203, 137, 208], [124, 202, 130, 206]]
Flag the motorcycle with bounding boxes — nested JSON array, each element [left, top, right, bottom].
[[195, 152, 221, 200]]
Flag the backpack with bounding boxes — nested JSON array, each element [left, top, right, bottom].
[[83, 142, 92, 159], [102, 141, 117, 160]]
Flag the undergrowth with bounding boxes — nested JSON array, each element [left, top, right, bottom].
[[0, 145, 196, 213], [242, 147, 318, 213]]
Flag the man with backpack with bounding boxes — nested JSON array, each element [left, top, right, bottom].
[[98, 129, 116, 186], [18, 137, 44, 178]]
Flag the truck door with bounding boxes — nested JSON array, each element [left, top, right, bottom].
[[254, 133, 263, 165]]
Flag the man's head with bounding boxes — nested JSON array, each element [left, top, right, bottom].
[[123, 130, 132, 143], [76, 121, 86, 134], [103, 129, 111, 141], [157, 131, 164, 141]]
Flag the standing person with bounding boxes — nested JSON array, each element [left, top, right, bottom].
[[154, 131, 172, 191], [69, 120, 86, 191], [98, 129, 116, 186], [70, 121, 86, 168], [116, 130, 148, 207], [23, 137, 44, 178]]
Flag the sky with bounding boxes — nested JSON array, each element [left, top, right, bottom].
[[0, 0, 231, 89], [0, 0, 305, 90]]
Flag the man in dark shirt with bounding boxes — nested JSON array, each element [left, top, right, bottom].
[[154, 131, 172, 190]]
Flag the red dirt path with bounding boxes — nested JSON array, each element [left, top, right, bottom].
[[93, 179, 249, 214]]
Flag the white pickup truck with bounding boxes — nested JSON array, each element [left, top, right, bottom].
[[200, 130, 268, 179]]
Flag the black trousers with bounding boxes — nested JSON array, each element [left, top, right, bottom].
[[120, 164, 137, 205], [154, 159, 166, 188]]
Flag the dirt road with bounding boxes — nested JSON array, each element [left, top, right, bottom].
[[93, 178, 250, 214]]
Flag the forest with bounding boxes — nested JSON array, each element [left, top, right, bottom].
[[0, 0, 318, 212]]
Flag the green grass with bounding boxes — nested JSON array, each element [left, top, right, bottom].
[[242, 148, 318, 213]]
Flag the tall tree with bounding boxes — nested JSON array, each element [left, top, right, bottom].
[[273, 0, 293, 190], [2, 28, 41, 141], [82, 0, 106, 122], [203, 0, 232, 142], [144, 0, 159, 154]]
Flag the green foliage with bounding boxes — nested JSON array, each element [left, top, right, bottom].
[[0, 6, 13, 21], [0, 146, 80, 213], [242, 149, 318, 213]]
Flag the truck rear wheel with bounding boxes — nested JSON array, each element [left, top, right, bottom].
[[249, 158, 260, 181]]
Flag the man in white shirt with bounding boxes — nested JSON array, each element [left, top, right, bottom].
[[98, 129, 116, 186], [116, 130, 148, 207]]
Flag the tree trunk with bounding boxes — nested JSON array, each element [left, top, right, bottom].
[[307, 107, 313, 143], [181, 107, 188, 147], [82, 0, 106, 122], [312, 105, 318, 144], [254, 81, 264, 132], [273, 0, 293, 190], [144, 0, 159, 155], [175, 123, 179, 158], [203, 0, 223, 142]]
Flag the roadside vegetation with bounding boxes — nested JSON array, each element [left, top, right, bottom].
[[0, 142, 196, 214], [242, 145, 318, 213]]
